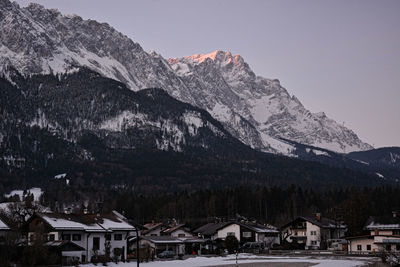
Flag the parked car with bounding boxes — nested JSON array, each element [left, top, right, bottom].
[[158, 250, 175, 258], [240, 242, 265, 253]]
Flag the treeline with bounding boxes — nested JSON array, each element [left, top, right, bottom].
[[113, 185, 400, 236]]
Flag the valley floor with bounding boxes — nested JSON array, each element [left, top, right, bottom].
[[82, 254, 383, 267]]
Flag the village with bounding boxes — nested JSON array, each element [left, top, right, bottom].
[[0, 192, 399, 266]]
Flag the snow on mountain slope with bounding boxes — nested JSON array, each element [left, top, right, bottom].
[[0, 0, 186, 91], [0, 0, 372, 155], [169, 50, 373, 153]]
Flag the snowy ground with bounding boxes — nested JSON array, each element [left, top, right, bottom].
[[82, 254, 380, 267], [3, 187, 43, 201]]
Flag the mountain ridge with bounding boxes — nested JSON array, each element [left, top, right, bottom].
[[1, 67, 387, 193], [0, 0, 372, 155]]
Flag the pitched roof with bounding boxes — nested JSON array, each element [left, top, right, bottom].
[[238, 222, 279, 233], [35, 212, 134, 232], [194, 221, 278, 236], [0, 218, 10, 230], [142, 222, 164, 235], [161, 223, 187, 234], [193, 222, 233, 236], [143, 222, 163, 230], [282, 216, 346, 229], [142, 236, 183, 244], [364, 215, 400, 230]]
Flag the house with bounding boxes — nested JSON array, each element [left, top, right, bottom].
[[194, 220, 280, 248], [281, 213, 347, 250], [347, 212, 400, 254], [161, 223, 193, 240], [142, 222, 164, 236], [139, 236, 185, 257], [24, 211, 136, 263], [142, 220, 193, 240]]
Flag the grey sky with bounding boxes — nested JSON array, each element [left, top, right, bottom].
[[15, 0, 400, 148]]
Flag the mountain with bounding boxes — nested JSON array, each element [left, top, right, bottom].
[[0, 0, 372, 155], [0, 68, 385, 193], [347, 147, 400, 181], [281, 139, 399, 182], [0, 67, 238, 163], [168, 51, 372, 154]]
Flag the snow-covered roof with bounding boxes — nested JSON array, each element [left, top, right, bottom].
[[161, 223, 187, 234], [98, 218, 134, 231], [366, 222, 400, 230], [364, 216, 400, 230], [195, 221, 279, 236], [41, 214, 103, 232], [142, 236, 183, 244], [282, 216, 346, 229], [0, 218, 10, 230], [239, 222, 279, 234], [36, 212, 135, 232]]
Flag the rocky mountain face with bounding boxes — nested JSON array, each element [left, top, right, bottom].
[[0, 67, 244, 170], [168, 51, 373, 154], [0, 0, 372, 155]]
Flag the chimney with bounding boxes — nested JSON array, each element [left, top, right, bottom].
[[316, 213, 321, 221]]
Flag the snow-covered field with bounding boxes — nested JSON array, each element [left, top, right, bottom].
[[82, 254, 378, 267]]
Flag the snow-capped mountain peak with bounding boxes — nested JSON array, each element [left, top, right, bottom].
[[169, 50, 373, 154], [179, 50, 243, 66], [0, 1, 372, 155]]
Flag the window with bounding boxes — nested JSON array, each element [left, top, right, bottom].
[[150, 234, 157, 236], [114, 234, 122, 240], [386, 244, 392, 251], [311, 241, 317, 245], [62, 234, 71, 241], [93, 237, 100, 251], [178, 233, 186, 238], [242, 232, 252, 238], [394, 230, 400, 235], [227, 232, 235, 236], [72, 234, 81, 241], [367, 245, 371, 251], [357, 245, 362, 251], [48, 234, 55, 241], [310, 231, 317, 236], [105, 234, 111, 241]]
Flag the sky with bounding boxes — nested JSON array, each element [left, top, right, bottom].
[[15, 0, 400, 148]]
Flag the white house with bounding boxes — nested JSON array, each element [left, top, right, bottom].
[[161, 223, 193, 240], [281, 214, 347, 250], [194, 220, 280, 247], [25, 211, 136, 263], [347, 212, 400, 254]]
